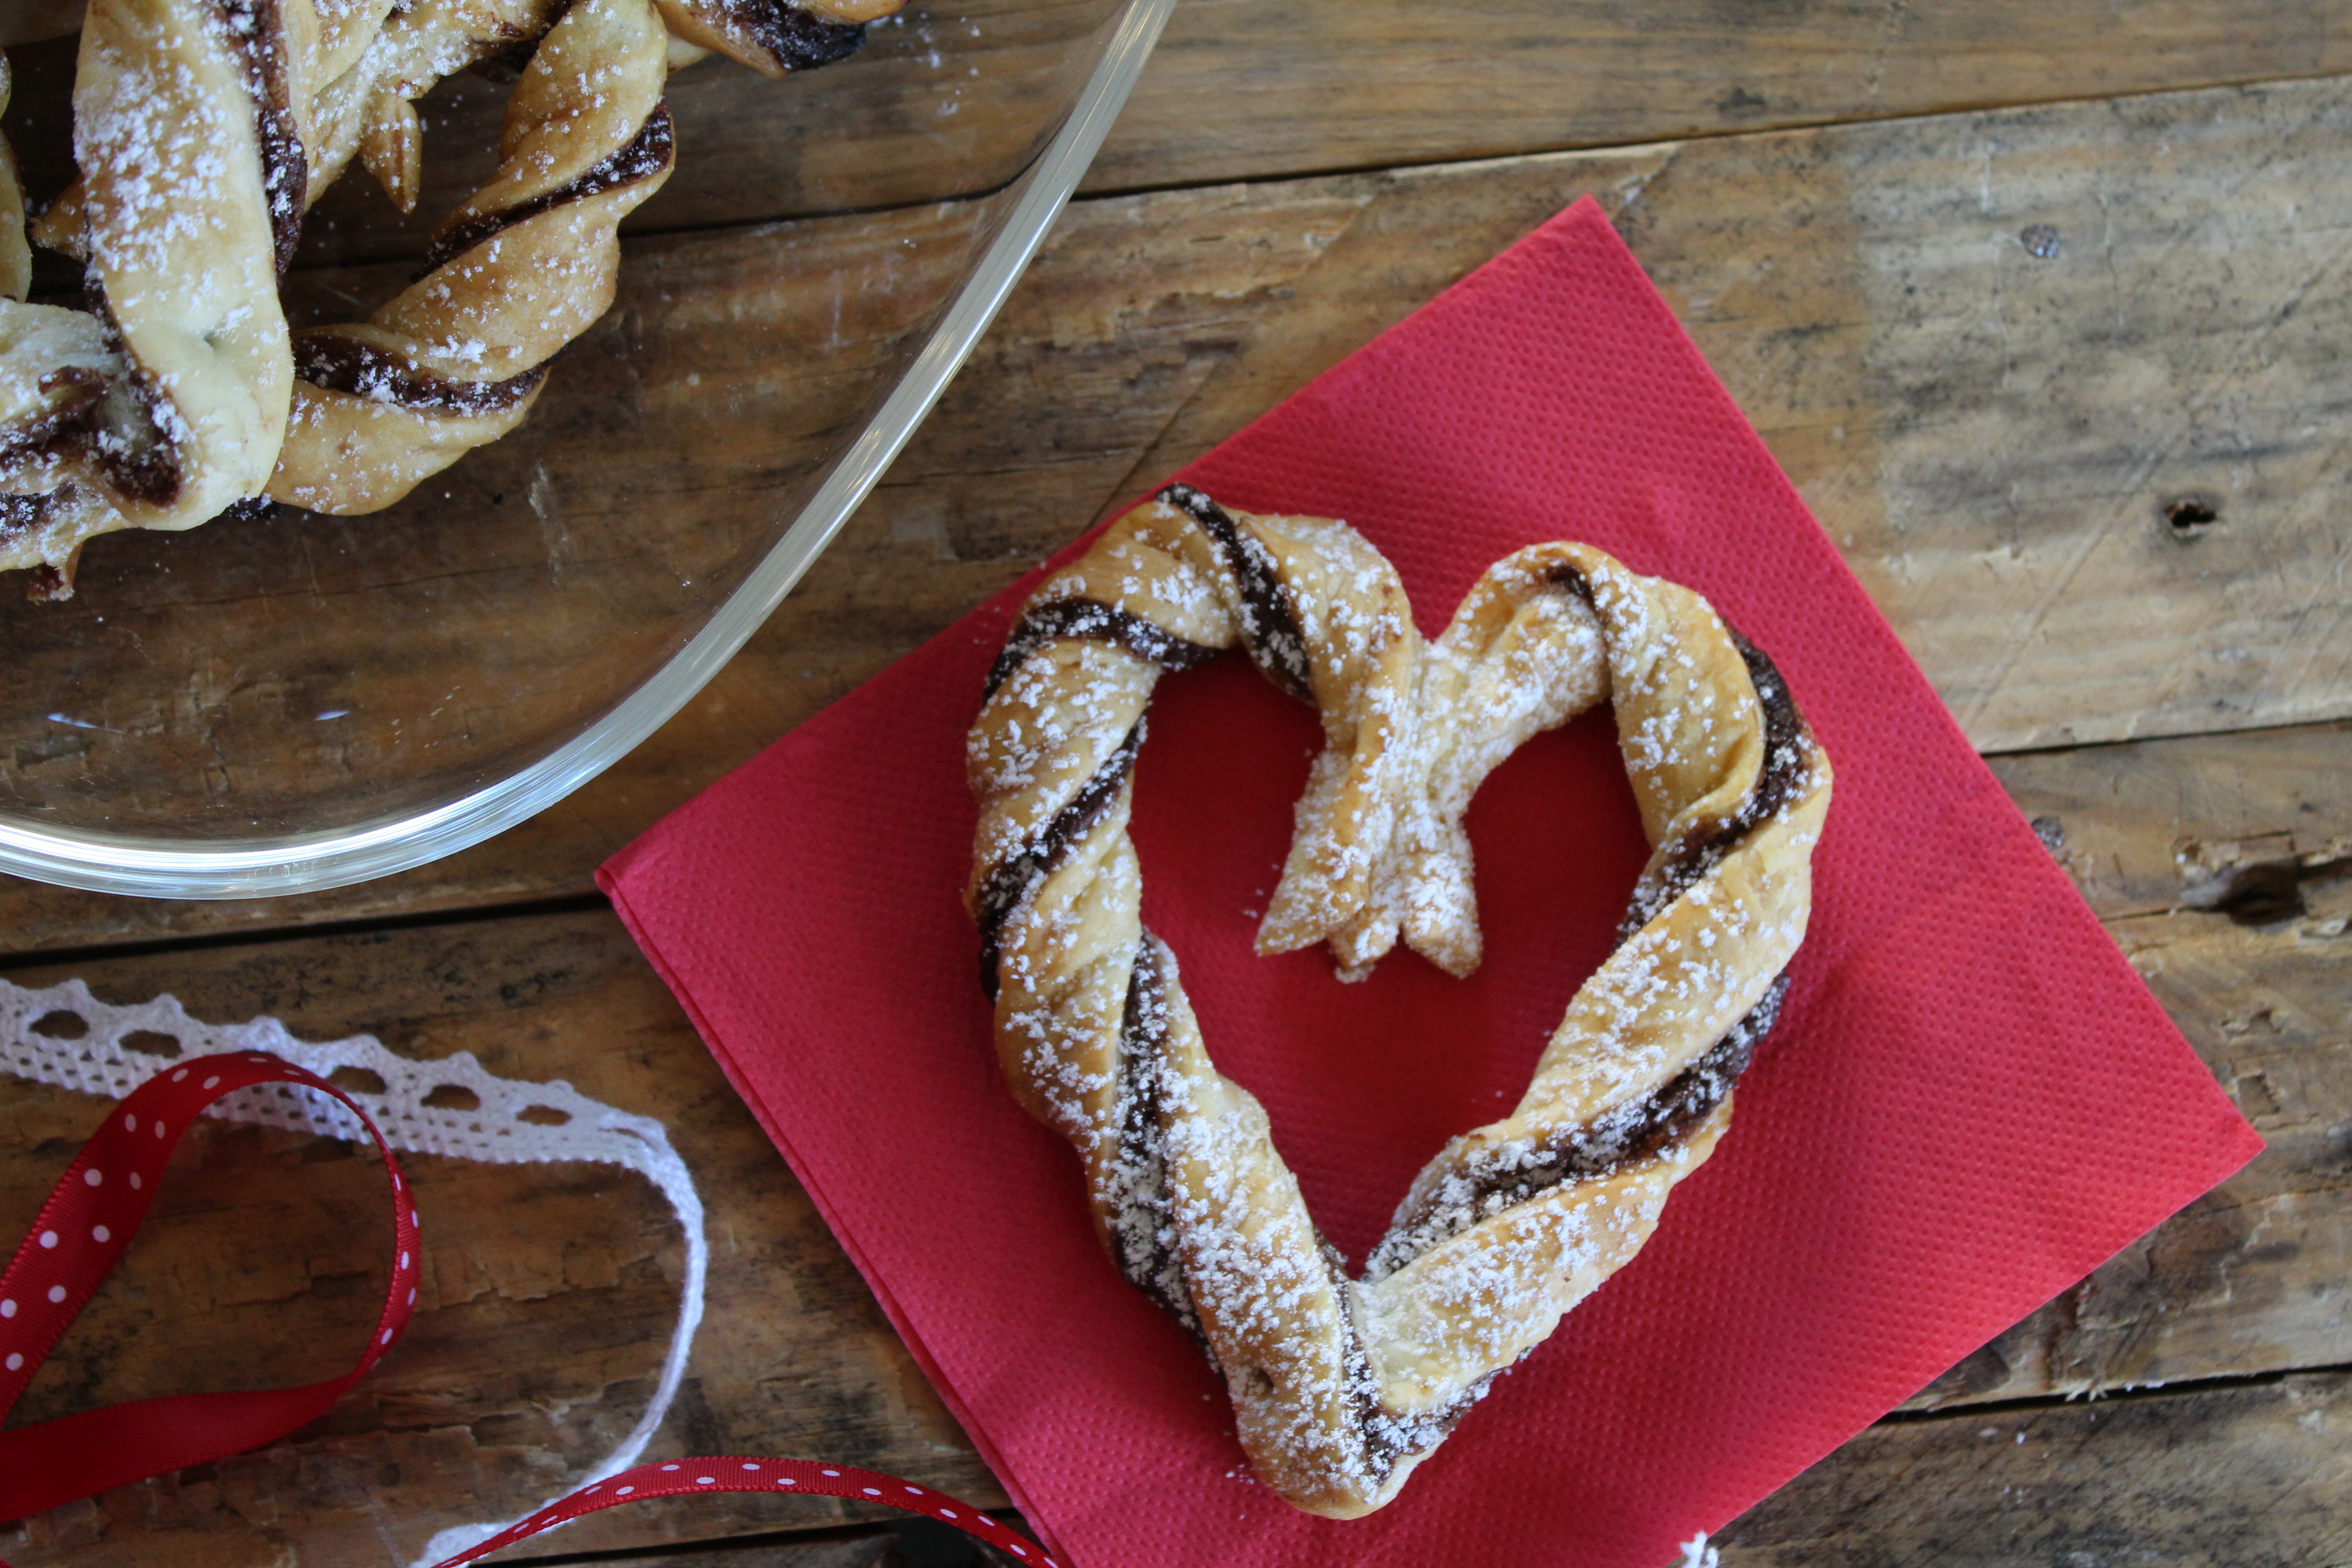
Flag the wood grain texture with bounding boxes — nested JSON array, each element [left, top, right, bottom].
[[1084, 0, 2352, 197], [1906, 721, 2350, 1409], [1718, 1372, 2352, 1566], [0, 913, 1003, 1568], [0, 2, 1124, 271], [10, 1, 2348, 268], [0, 10, 2339, 1568], [4, 75, 2351, 951], [0, 197, 1004, 846], [1988, 720, 2352, 920]]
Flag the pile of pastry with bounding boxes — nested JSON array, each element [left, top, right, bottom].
[[0, 0, 897, 596]]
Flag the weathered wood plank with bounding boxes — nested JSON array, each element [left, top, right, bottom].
[[0, 196, 1000, 844], [0, 3, 1124, 271], [1907, 860, 2352, 1408], [1, 14, 2336, 1568], [1899, 721, 2352, 1409], [11, 2, 2351, 267], [1086, 0, 2352, 199], [0, 912, 1004, 1568], [1718, 1372, 2352, 1566], [3, 76, 2350, 950], [1988, 721, 2352, 921]]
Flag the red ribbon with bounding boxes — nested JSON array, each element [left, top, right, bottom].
[[0, 1052, 1057, 1568]]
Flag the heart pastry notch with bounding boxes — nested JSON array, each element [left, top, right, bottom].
[[965, 484, 1833, 1519]]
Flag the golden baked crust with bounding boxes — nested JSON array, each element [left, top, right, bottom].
[[0, 0, 888, 591], [966, 485, 1833, 1517], [269, 0, 672, 514]]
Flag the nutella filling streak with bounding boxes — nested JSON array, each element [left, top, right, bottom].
[[294, 335, 550, 416], [423, 104, 676, 271]]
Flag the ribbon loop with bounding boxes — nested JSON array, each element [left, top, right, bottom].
[[0, 1052, 419, 1522], [0, 1051, 1049, 1568]]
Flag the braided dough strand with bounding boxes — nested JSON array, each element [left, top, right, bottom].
[[0, 59, 30, 303], [268, 0, 673, 512], [967, 487, 1831, 1517], [1, 0, 888, 587], [651, 0, 880, 78], [0, 0, 322, 560], [304, 0, 557, 215], [0, 0, 373, 577]]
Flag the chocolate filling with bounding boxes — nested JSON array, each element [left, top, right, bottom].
[[1114, 933, 1479, 1480], [220, 0, 309, 271], [423, 104, 675, 271], [983, 596, 1222, 703], [1325, 1242, 1486, 1481], [1157, 482, 1314, 701], [973, 595, 1234, 998], [20, 282, 184, 506], [972, 493, 1315, 994], [975, 715, 1146, 1000], [1110, 933, 1205, 1339], [294, 333, 549, 415], [1, 497, 83, 598], [1725, 633, 1805, 818], [0, 494, 45, 546], [1367, 973, 1789, 1279], [1543, 562, 1813, 936], [1621, 629, 1809, 937], [0, 3, 299, 505], [974, 509, 1818, 1476], [0, 368, 107, 469], [98, 363, 185, 505], [1344, 569, 1812, 1277], [729, 0, 868, 70]]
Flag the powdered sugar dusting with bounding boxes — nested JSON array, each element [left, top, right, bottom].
[[0, 0, 708, 573], [967, 495, 1833, 1516]]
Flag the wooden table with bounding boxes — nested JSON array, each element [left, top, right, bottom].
[[4, 3, 2349, 1564]]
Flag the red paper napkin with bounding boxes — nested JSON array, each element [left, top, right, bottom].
[[601, 198, 2262, 1568]]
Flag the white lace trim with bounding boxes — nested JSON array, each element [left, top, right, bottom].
[[0, 975, 707, 1567]]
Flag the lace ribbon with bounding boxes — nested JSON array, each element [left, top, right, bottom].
[[0, 985, 1054, 1566]]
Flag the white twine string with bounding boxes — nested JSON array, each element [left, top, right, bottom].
[[0, 975, 707, 1567], [1677, 1531, 1720, 1566]]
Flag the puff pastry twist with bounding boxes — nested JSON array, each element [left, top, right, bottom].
[[966, 485, 1832, 1517], [0, 0, 333, 578], [0, 0, 885, 586], [269, 0, 673, 513]]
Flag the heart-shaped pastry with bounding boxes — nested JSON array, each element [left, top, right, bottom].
[[965, 485, 1833, 1518]]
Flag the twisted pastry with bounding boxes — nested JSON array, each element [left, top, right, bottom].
[[0, 0, 894, 587], [306, 0, 564, 217], [31, 0, 563, 235], [651, 0, 883, 77], [966, 485, 1833, 1517], [268, 0, 672, 512], [0, 59, 29, 302], [0, 0, 325, 578]]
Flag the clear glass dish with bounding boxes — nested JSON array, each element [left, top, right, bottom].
[[0, 0, 1172, 899]]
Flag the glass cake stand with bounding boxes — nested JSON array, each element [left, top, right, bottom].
[[0, 0, 1174, 898]]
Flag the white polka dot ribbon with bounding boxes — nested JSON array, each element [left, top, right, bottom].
[[0, 1051, 1058, 1568], [433, 1459, 1061, 1568], [0, 1049, 420, 1522]]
